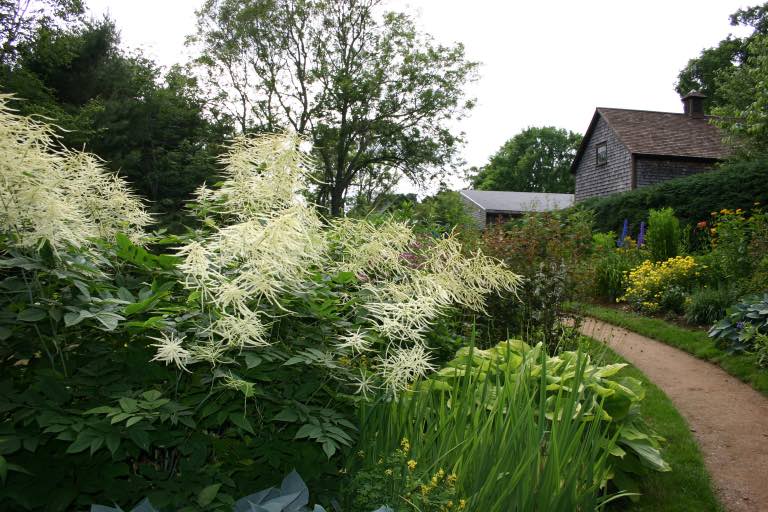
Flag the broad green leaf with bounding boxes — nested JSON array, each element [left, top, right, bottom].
[[125, 416, 143, 428], [229, 413, 254, 434], [321, 440, 336, 458], [197, 483, 221, 507], [66, 430, 94, 454], [118, 398, 138, 413], [17, 308, 46, 322]]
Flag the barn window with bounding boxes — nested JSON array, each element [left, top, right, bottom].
[[596, 142, 608, 166]]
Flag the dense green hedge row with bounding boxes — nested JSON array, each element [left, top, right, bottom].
[[578, 160, 768, 233]]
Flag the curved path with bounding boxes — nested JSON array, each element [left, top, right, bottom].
[[579, 318, 768, 512]]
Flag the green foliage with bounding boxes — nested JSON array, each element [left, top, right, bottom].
[[2, 18, 229, 222], [577, 161, 768, 234], [478, 209, 594, 345], [352, 340, 666, 510], [412, 190, 479, 235], [345, 447, 460, 512], [645, 208, 680, 262], [709, 293, 768, 353], [593, 247, 645, 303], [683, 285, 738, 326], [470, 126, 582, 193]]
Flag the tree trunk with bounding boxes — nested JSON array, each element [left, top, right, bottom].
[[330, 184, 345, 217]]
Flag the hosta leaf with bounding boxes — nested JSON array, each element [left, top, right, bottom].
[[622, 439, 671, 472]]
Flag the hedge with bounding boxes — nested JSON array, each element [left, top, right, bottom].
[[577, 159, 768, 233]]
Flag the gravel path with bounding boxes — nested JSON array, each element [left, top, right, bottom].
[[580, 318, 768, 512]]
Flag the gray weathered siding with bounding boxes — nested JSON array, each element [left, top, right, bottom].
[[574, 116, 632, 202], [635, 158, 716, 188], [460, 195, 485, 228]]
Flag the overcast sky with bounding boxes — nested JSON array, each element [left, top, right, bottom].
[[87, 0, 751, 190]]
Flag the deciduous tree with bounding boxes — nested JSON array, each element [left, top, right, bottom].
[[470, 127, 581, 193], [191, 0, 477, 216]]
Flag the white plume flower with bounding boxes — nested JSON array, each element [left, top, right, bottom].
[[149, 332, 192, 371], [335, 328, 373, 354], [377, 344, 436, 394], [211, 310, 270, 349]]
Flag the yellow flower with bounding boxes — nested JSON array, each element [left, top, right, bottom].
[[447, 473, 458, 486], [401, 437, 410, 453], [447, 501, 454, 509], [384, 468, 393, 476], [407, 459, 417, 471], [459, 499, 467, 509]]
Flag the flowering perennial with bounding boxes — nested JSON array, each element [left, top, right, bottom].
[[619, 256, 698, 312], [171, 132, 521, 394], [0, 96, 150, 251]]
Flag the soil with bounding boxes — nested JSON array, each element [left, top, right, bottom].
[[580, 318, 768, 512]]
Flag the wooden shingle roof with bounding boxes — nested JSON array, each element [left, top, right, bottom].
[[571, 107, 730, 172]]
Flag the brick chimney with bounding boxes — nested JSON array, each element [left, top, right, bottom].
[[682, 90, 706, 118]]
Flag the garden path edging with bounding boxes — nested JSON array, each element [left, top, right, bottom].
[[580, 318, 768, 512]]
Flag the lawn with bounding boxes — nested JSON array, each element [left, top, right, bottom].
[[573, 302, 768, 397], [583, 337, 723, 512]]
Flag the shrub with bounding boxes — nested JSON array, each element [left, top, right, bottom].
[[620, 256, 698, 313], [577, 159, 768, 234], [684, 285, 739, 325], [478, 209, 594, 342], [645, 208, 680, 262]]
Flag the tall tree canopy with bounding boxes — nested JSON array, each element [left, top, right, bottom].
[[1, 16, 229, 219], [0, 0, 84, 66], [191, 0, 478, 216], [677, 3, 768, 156], [675, 3, 768, 113], [470, 127, 581, 193]]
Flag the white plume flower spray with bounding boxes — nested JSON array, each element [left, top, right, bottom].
[[169, 131, 521, 397], [0, 95, 149, 251]]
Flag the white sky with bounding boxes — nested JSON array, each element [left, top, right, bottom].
[[87, 0, 751, 191]]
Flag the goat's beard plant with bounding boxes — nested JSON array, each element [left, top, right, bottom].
[[169, 132, 521, 398], [0, 95, 150, 252]]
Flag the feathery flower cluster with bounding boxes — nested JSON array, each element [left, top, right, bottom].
[[207, 133, 316, 219], [175, 133, 325, 363], [171, 132, 520, 398], [335, 328, 373, 354], [0, 96, 150, 251], [329, 218, 415, 278], [377, 344, 436, 393], [363, 234, 521, 343], [149, 332, 192, 371]]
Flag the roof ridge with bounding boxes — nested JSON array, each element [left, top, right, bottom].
[[597, 106, 717, 119]]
